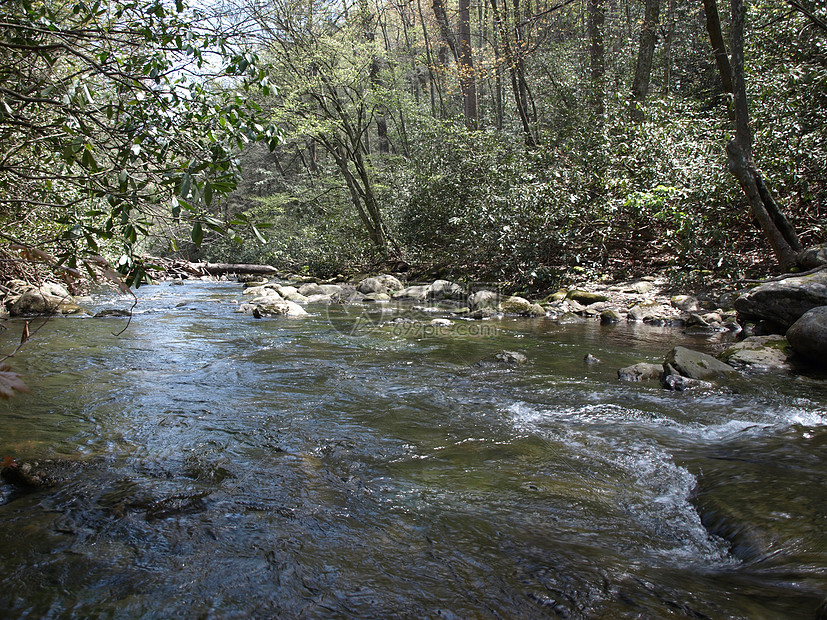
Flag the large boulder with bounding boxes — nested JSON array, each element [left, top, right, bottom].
[[357, 274, 403, 295], [500, 295, 532, 314], [719, 335, 792, 371], [9, 283, 81, 316], [663, 346, 736, 381], [734, 270, 827, 328], [429, 279, 465, 301], [467, 290, 500, 312], [786, 306, 827, 366], [298, 282, 326, 296], [392, 284, 430, 302]]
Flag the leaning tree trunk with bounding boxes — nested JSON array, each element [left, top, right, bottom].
[[702, 0, 802, 271]]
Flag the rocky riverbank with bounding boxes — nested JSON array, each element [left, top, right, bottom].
[[3, 247, 826, 385]]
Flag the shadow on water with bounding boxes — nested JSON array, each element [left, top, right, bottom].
[[0, 281, 825, 618]]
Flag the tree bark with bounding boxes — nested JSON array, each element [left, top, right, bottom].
[[703, 0, 802, 270], [588, 0, 605, 118], [630, 0, 660, 121], [458, 0, 479, 128]]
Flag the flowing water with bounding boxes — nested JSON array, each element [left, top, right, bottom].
[[0, 281, 825, 618]]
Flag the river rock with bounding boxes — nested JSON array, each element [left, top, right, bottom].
[[663, 346, 736, 381], [357, 274, 403, 295], [719, 335, 792, 371], [786, 306, 827, 366], [238, 300, 307, 317], [601, 309, 623, 324], [305, 294, 333, 303], [319, 284, 344, 296], [583, 353, 601, 365], [429, 279, 465, 301], [1, 459, 77, 489], [797, 243, 827, 270], [734, 270, 827, 328], [671, 295, 700, 312], [468, 290, 500, 312], [363, 292, 391, 302], [298, 282, 326, 296], [661, 372, 710, 391], [557, 312, 584, 325], [9, 284, 81, 316], [94, 308, 133, 318], [542, 290, 568, 303], [628, 301, 673, 323], [393, 284, 430, 302], [474, 350, 527, 367], [566, 290, 608, 305], [617, 362, 663, 382], [528, 303, 546, 317], [500, 295, 532, 314]]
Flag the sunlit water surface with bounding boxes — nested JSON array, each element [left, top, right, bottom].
[[0, 281, 825, 618]]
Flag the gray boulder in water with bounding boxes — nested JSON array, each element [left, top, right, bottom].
[[663, 346, 736, 381], [786, 306, 827, 366], [734, 270, 827, 329]]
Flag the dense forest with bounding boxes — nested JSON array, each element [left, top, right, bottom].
[[1, 0, 825, 291]]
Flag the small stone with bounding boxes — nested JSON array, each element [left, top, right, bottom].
[[584, 353, 601, 365]]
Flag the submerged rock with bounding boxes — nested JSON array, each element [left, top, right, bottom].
[[786, 306, 827, 366], [663, 346, 736, 381], [474, 350, 528, 367], [1, 459, 80, 489]]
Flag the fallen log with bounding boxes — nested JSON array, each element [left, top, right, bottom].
[[200, 262, 279, 276]]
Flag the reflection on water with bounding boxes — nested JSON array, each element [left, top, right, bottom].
[[0, 281, 825, 618]]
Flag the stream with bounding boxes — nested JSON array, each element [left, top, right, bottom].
[[0, 280, 825, 618]]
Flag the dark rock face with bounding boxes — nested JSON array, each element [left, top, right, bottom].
[[786, 306, 827, 366], [797, 243, 827, 270], [734, 270, 827, 329]]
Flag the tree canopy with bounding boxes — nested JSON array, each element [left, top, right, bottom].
[[1, 0, 826, 288]]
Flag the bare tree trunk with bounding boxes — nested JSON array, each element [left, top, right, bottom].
[[588, 0, 605, 118], [703, 0, 802, 270], [458, 0, 479, 127], [630, 0, 660, 120]]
